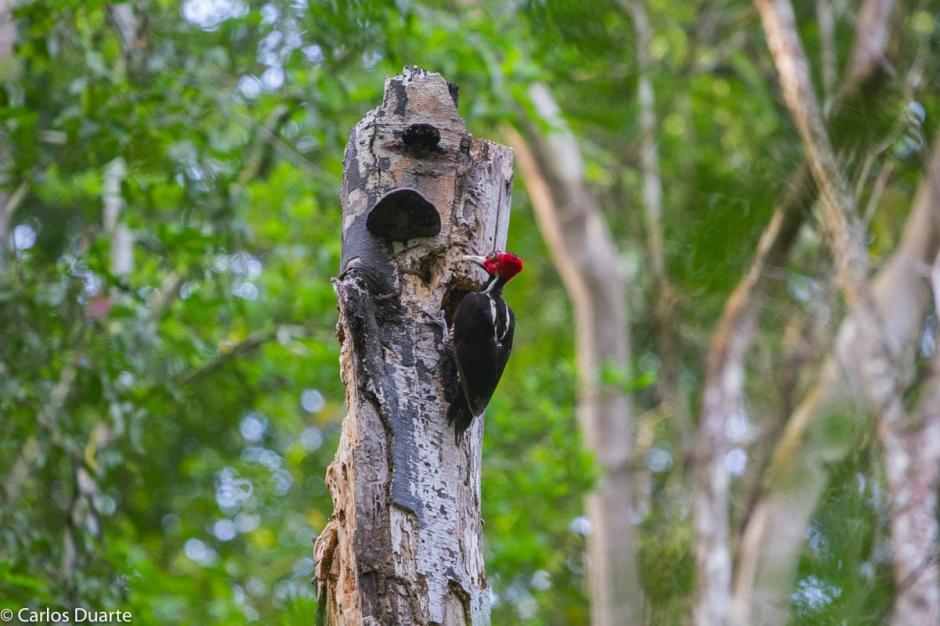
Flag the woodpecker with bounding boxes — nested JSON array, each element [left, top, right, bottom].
[[447, 250, 524, 444]]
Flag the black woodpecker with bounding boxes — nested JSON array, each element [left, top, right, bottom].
[[447, 250, 524, 444]]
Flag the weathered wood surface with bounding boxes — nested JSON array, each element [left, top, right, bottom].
[[314, 67, 513, 626]]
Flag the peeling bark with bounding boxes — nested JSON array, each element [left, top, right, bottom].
[[313, 67, 513, 626]]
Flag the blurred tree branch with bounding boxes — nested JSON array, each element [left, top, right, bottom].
[[816, 0, 837, 103], [0, 181, 27, 256], [0, 2, 18, 260], [178, 328, 279, 387], [692, 0, 897, 623], [733, 5, 937, 615], [622, 0, 680, 410], [504, 82, 643, 624], [693, 188, 804, 626], [2, 353, 79, 521], [883, 250, 940, 626]]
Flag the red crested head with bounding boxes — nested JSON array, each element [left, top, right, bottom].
[[463, 250, 524, 283]]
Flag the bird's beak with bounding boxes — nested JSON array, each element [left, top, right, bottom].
[[460, 255, 488, 267]]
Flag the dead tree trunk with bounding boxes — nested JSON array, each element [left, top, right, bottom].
[[313, 67, 513, 626]]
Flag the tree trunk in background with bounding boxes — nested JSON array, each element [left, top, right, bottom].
[[732, 135, 940, 626], [737, 0, 936, 600], [504, 83, 643, 626], [0, 1, 17, 258], [692, 196, 804, 626], [0, 1, 11, 57], [885, 255, 940, 626], [692, 0, 893, 617], [313, 67, 513, 626], [624, 0, 679, 409], [685, 0, 898, 621]]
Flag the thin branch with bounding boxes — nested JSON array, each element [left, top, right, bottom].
[[237, 104, 292, 183], [177, 328, 279, 386], [146, 270, 185, 323], [755, 0, 872, 296], [1, 354, 79, 521], [693, 187, 804, 626], [201, 83, 329, 178], [862, 160, 893, 225], [624, 0, 680, 408], [817, 0, 837, 105], [845, 0, 895, 87], [0, 181, 27, 253], [624, 0, 664, 281]]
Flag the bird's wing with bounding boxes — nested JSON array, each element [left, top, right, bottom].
[[492, 305, 514, 383], [452, 292, 502, 416], [455, 337, 499, 417]]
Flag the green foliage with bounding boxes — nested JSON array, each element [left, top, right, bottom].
[[2, 0, 938, 623], [639, 510, 694, 625], [790, 449, 894, 626], [1, 1, 598, 622]]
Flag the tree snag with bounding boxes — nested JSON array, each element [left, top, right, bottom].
[[313, 67, 513, 626]]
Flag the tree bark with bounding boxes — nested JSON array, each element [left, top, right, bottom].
[[885, 252, 940, 626], [313, 67, 513, 626], [503, 82, 642, 626]]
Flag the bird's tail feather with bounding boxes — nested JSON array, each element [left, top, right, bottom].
[[447, 397, 473, 445]]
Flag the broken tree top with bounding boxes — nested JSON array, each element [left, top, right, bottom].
[[316, 67, 514, 625], [339, 66, 513, 286]]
